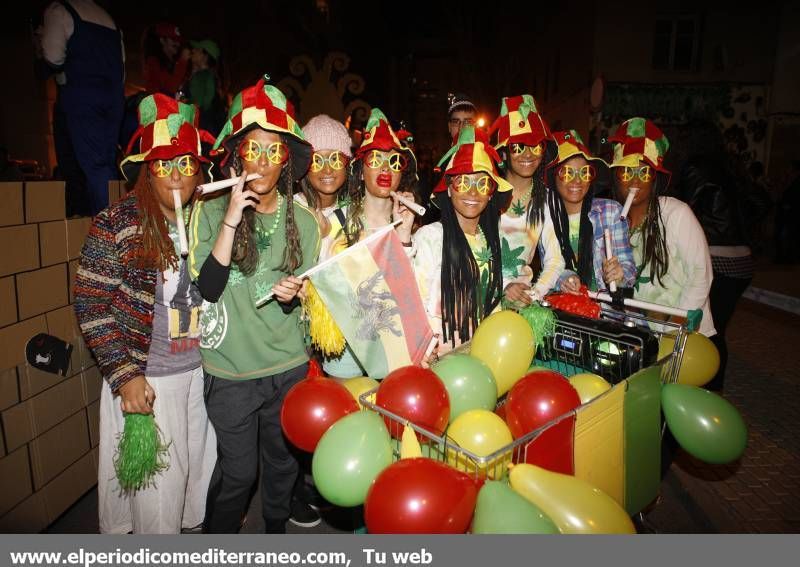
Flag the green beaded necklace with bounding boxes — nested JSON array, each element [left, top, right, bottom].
[[255, 193, 284, 249], [509, 183, 533, 217]]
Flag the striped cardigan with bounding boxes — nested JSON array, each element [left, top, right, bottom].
[[74, 192, 157, 394]]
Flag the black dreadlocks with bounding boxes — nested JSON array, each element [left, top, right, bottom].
[[435, 188, 504, 346]]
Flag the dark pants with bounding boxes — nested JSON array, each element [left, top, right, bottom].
[[203, 363, 308, 533], [707, 272, 751, 392], [55, 89, 123, 217]]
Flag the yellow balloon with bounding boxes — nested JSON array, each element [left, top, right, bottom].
[[470, 310, 536, 396], [509, 464, 636, 534], [658, 332, 720, 387], [447, 409, 513, 479], [340, 377, 380, 409], [568, 373, 611, 404], [400, 423, 422, 459]]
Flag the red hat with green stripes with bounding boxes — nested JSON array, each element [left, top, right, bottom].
[[434, 125, 513, 193], [608, 117, 670, 173], [120, 93, 215, 181], [551, 130, 608, 167], [212, 74, 311, 179], [490, 94, 554, 150], [354, 108, 407, 157]]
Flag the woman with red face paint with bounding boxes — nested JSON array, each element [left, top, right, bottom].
[[316, 108, 417, 378]]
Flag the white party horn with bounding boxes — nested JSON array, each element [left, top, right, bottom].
[[619, 186, 638, 220], [391, 191, 426, 216], [172, 190, 189, 258], [603, 228, 616, 293], [196, 173, 262, 195]]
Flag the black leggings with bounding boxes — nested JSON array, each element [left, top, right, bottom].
[[706, 271, 751, 391]]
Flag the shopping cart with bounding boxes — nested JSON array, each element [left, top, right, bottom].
[[360, 295, 692, 515]]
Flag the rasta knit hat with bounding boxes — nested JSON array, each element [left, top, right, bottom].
[[608, 117, 670, 174], [120, 93, 215, 181], [302, 114, 353, 157], [212, 74, 311, 179], [434, 125, 513, 193]]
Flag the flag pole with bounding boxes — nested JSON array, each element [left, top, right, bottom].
[[255, 220, 403, 307]]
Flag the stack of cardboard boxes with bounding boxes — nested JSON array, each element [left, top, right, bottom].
[[0, 180, 124, 532]]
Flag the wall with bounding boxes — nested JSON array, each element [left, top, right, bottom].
[[0, 181, 121, 533], [593, 1, 778, 85]]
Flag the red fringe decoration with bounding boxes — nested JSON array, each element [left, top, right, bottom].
[[544, 285, 601, 319]]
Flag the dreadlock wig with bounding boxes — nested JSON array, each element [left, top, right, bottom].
[[546, 167, 595, 285], [132, 164, 200, 273], [434, 188, 504, 346], [228, 133, 304, 276]]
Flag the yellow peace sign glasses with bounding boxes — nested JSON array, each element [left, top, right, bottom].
[[365, 150, 408, 172], [149, 155, 200, 178], [616, 165, 653, 183], [557, 164, 596, 183], [452, 174, 495, 196], [311, 151, 348, 173], [510, 142, 544, 157], [237, 139, 289, 165]]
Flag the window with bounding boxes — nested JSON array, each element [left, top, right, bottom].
[[652, 15, 702, 71]]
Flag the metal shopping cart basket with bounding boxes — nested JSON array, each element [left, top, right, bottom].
[[360, 294, 692, 515]]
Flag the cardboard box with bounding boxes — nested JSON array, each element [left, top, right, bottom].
[[87, 401, 99, 448], [18, 363, 70, 401], [68, 259, 79, 303], [0, 422, 5, 457], [107, 180, 121, 205], [24, 182, 66, 223], [45, 305, 82, 378], [0, 276, 17, 327], [1, 374, 84, 452], [0, 225, 39, 277], [0, 492, 48, 533], [29, 409, 90, 490], [0, 446, 33, 516], [0, 367, 18, 411], [0, 315, 47, 372], [0, 182, 24, 227], [16, 264, 69, 320], [40, 448, 97, 525], [66, 217, 92, 261], [81, 366, 102, 405], [38, 221, 69, 267]]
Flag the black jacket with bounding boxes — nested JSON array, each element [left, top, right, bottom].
[[678, 157, 768, 247]]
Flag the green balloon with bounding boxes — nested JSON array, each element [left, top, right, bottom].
[[472, 481, 559, 534], [432, 354, 498, 421], [661, 384, 748, 464], [312, 411, 393, 507]]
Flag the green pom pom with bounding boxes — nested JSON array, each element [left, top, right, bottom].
[[114, 413, 170, 493], [518, 303, 556, 350]]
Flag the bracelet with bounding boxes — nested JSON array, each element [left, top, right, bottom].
[[223, 220, 238, 230], [401, 240, 413, 248]]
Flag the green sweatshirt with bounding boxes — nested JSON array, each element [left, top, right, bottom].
[[189, 194, 320, 379]]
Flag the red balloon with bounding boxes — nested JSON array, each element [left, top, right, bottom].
[[365, 458, 478, 533], [505, 370, 581, 439], [375, 366, 450, 438], [280, 377, 359, 452]]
